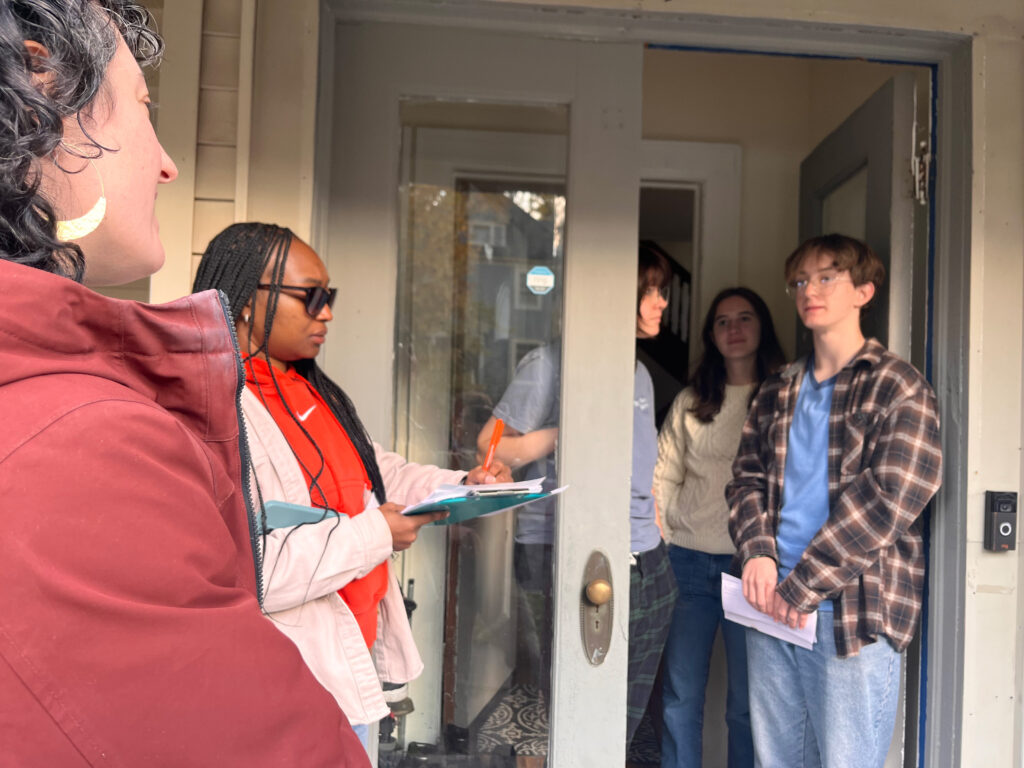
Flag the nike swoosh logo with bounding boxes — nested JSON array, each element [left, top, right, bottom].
[[297, 406, 316, 422]]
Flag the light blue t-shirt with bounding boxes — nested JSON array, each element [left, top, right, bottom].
[[493, 349, 660, 552], [493, 343, 560, 545], [630, 361, 661, 554], [777, 364, 835, 611]]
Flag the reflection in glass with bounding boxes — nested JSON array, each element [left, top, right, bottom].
[[393, 103, 566, 764]]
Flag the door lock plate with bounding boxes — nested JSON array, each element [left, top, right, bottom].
[[580, 550, 613, 665]]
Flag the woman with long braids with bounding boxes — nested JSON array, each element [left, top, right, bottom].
[[656, 287, 785, 768], [0, 2, 366, 764], [193, 222, 511, 751]]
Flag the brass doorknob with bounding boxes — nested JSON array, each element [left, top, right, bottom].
[[585, 578, 612, 606]]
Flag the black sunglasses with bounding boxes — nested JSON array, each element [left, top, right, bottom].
[[257, 283, 337, 318]]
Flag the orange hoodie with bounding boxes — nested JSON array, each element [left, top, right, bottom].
[[244, 356, 389, 648]]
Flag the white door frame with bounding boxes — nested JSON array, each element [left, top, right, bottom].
[[319, 4, 972, 766]]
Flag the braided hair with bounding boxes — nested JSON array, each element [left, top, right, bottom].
[[0, 0, 161, 280], [193, 222, 388, 508]]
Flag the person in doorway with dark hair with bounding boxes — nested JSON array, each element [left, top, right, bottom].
[[0, 3, 367, 764], [193, 222, 511, 754], [727, 234, 943, 767], [656, 287, 785, 768], [475, 243, 679, 754], [627, 243, 683, 750]]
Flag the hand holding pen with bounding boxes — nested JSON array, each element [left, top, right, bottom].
[[465, 418, 512, 484]]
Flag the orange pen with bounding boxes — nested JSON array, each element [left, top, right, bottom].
[[482, 418, 505, 473]]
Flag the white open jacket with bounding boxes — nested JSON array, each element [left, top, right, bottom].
[[242, 387, 465, 724]]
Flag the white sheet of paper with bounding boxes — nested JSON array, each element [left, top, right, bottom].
[[721, 572, 817, 650]]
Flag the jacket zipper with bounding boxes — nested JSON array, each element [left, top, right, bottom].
[[216, 291, 266, 608]]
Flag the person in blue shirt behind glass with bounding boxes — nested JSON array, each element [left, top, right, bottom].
[[476, 243, 678, 750]]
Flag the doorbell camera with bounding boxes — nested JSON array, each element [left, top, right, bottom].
[[984, 491, 1017, 552]]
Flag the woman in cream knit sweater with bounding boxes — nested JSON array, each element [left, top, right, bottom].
[[655, 287, 784, 768]]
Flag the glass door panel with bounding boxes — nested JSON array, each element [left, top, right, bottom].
[[393, 101, 568, 765], [324, 22, 642, 764]]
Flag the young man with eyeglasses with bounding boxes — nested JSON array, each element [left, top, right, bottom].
[[726, 233, 943, 767]]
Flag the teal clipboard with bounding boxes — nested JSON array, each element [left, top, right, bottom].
[[262, 500, 340, 532], [404, 491, 550, 526]]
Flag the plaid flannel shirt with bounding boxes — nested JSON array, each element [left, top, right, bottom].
[[726, 339, 942, 657]]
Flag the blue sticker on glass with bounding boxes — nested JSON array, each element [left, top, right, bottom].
[[526, 266, 555, 295]]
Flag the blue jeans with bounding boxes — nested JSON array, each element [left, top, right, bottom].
[[661, 546, 753, 768], [745, 612, 901, 768]]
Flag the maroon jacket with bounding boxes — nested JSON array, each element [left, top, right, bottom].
[[0, 260, 368, 766]]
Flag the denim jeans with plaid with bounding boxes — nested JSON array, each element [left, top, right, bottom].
[[745, 611, 900, 768]]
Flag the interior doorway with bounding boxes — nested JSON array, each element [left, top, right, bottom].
[[636, 190, 696, 429], [640, 47, 933, 768]]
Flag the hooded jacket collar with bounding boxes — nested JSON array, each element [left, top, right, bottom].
[[0, 259, 240, 444]]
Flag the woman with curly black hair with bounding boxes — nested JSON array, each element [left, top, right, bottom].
[[0, 3, 365, 764]]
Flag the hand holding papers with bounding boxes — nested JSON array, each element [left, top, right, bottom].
[[721, 573, 817, 650], [403, 476, 565, 526]]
